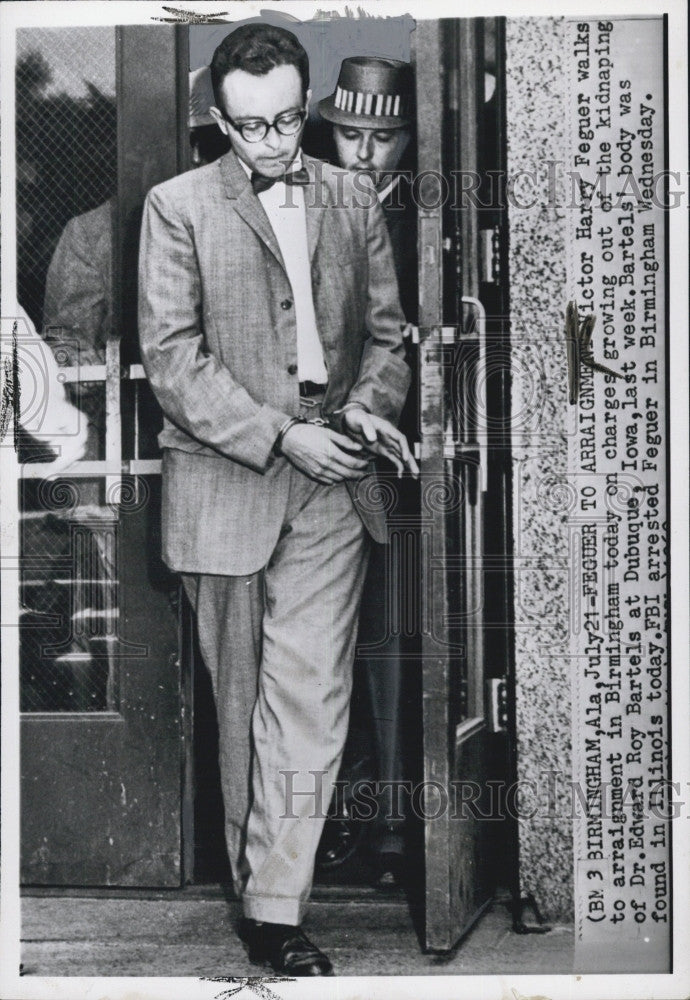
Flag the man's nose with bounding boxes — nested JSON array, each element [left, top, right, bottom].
[[263, 125, 282, 150], [355, 134, 374, 163]]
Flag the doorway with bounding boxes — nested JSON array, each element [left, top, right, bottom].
[[183, 15, 517, 952], [16, 13, 517, 956]]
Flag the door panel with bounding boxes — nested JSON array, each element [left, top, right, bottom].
[[19, 26, 186, 885], [416, 18, 502, 950]]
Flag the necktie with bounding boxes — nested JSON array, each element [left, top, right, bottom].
[[251, 166, 310, 195]]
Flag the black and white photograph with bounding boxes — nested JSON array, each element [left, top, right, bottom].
[[0, 1, 687, 998]]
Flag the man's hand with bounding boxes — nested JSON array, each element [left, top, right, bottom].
[[342, 408, 419, 478], [279, 422, 371, 484], [38, 398, 89, 475], [47, 418, 89, 475]]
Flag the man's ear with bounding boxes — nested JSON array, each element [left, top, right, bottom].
[[209, 106, 228, 134], [305, 87, 312, 110]]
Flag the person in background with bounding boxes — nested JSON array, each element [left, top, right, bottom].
[[41, 66, 228, 439], [319, 56, 417, 323], [315, 56, 419, 887], [18, 68, 229, 709], [189, 64, 232, 167]]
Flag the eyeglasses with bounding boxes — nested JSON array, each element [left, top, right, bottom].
[[220, 108, 307, 143]]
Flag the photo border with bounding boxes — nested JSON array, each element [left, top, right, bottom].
[[1, 2, 687, 998]]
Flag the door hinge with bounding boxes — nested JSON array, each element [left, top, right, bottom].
[[486, 676, 509, 733], [479, 225, 501, 285]]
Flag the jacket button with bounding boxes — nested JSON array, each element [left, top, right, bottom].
[[281, 299, 293, 310], [287, 363, 298, 375]]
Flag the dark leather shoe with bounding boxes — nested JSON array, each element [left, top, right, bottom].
[[316, 800, 364, 869], [237, 918, 333, 976], [316, 751, 372, 870], [371, 850, 405, 889], [368, 822, 406, 889]]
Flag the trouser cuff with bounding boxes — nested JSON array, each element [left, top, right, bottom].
[[242, 894, 306, 926]]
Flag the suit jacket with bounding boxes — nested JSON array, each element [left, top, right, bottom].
[[42, 200, 115, 459], [138, 150, 411, 575], [381, 175, 418, 326], [43, 199, 114, 367]]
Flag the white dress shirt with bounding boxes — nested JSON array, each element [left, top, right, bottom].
[[376, 173, 401, 205], [238, 155, 328, 384]]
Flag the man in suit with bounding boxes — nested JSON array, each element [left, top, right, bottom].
[[138, 24, 416, 976], [321, 57, 417, 325], [315, 57, 419, 886]]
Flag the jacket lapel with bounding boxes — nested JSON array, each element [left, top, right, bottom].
[[218, 151, 286, 271], [303, 154, 327, 263], [218, 150, 328, 269]]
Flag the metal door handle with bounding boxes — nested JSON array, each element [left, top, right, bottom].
[[462, 296, 488, 495]]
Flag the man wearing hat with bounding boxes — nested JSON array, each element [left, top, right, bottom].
[[316, 56, 420, 886], [139, 24, 416, 976], [318, 56, 417, 321]]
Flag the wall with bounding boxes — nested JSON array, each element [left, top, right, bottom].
[[506, 16, 574, 922]]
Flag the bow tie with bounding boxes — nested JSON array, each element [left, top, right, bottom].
[[251, 166, 310, 195]]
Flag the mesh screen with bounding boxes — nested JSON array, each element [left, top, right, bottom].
[[17, 28, 119, 712], [16, 28, 116, 330]]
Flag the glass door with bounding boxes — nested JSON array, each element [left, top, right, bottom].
[[18, 25, 186, 886], [416, 17, 511, 950]]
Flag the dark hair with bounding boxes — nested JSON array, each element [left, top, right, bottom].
[[210, 23, 309, 114]]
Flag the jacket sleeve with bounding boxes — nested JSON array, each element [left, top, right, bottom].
[[43, 207, 111, 367], [339, 185, 412, 427], [138, 185, 290, 473]]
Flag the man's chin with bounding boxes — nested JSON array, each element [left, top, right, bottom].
[[257, 158, 293, 176], [350, 166, 377, 180]]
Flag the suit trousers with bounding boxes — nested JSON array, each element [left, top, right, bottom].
[[357, 539, 406, 851], [183, 411, 370, 924], [350, 468, 420, 854]]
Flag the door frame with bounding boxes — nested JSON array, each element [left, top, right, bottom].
[[415, 16, 516, 951]]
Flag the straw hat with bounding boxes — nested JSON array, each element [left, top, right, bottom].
[[318, 56, 413, 129]]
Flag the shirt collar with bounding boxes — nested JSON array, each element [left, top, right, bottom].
[[377, 174, 402, 205]]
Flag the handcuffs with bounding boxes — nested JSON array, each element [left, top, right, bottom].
[[272, 407, 329, 456]]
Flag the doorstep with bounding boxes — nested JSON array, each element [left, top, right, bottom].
[[19, 889, 575, 978]]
